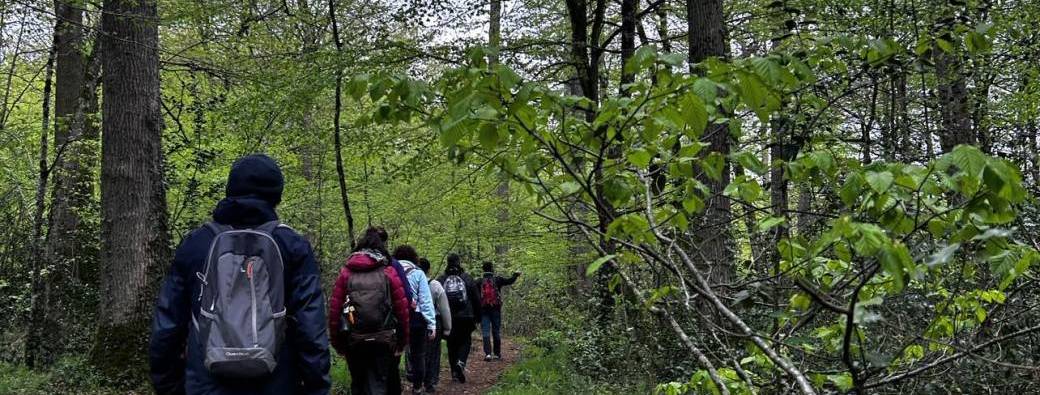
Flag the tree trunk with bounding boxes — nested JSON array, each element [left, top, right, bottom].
[[687, 0, 733, 286], [934, 45, 974, 152], [94, 0, 171, 385], [893, 70, 910, 161], [656, 0, 671, 53], [47, 2, 89, 262], [329, 0, 357, 249], [619, 0, 636, 93], [26, 47, 55, 369], [490, 0, 510, 261], [565, 0, 614, 322], [33, 0, 100, 366], [489, 0, 502, 64]]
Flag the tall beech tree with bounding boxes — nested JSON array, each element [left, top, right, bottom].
[[94, 0, 170, 385]]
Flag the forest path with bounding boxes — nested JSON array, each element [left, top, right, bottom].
[[435, 335, 520, 394]]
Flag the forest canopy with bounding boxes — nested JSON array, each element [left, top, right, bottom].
[[1, 0, 1039, 393]]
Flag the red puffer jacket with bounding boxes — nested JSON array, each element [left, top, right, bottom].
[[328, 250, 410, 355]]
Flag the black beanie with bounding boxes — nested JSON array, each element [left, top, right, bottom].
[[226, 154, 285, 206]]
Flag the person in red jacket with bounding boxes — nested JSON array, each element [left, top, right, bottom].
[[329, 228, 411, 395]]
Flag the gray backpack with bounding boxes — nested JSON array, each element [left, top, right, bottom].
[[194, 221, 287, 379]]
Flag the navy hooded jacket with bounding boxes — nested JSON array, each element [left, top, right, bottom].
[[149, 155, 331, 395]]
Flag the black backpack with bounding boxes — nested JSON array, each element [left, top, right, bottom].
[[195, 221, 286, 379]]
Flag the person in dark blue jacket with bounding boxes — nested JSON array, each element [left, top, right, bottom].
[[149, 154, 331, 395]]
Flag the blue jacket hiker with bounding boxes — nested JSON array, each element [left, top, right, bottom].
[[148, 154, 331, 395], [393, 245, 436, 394]]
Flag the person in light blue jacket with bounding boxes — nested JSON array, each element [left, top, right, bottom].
[[393, 245, 435, 394]]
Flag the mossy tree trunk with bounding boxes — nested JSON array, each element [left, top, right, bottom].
[[94, 0, 171, 386]]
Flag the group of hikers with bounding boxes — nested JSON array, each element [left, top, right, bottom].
[[149, 155, 520, 395]]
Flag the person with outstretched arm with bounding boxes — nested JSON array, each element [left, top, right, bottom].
[[478, 261, 521, 361], [149, 154, 331, 395]]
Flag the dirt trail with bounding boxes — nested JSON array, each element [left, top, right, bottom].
[[434, 335, 520, 394]]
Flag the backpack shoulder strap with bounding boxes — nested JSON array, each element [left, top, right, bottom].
[[254, 220, 282, 234], [205, 221, 232, 236]]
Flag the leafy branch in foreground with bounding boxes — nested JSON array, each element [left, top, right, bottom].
[[345, 47, 1037, 393]]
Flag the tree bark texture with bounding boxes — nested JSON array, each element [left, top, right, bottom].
[[32, 0, 101, 366], [934, 46, 974, 153], [687, 0, 733, 285], [489, 0, 502, 65], [619, 0, 636, 93], [26, 47, 55, 369], [95, 0, 171, 385]]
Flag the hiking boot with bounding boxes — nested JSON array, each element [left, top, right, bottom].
[[425, 386, 437, 394], [493, 354, 502, 360], [455, 362, 467, 383], [484, 354, 493, 361]]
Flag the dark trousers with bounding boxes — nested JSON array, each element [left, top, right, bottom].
[[481, 309, 502, 356], [446, 318, 475, 376], [387, 354, 402, 395], [406, 315, 429, 391], [346, 342, 393, 395], [423, 334, 443, 389]]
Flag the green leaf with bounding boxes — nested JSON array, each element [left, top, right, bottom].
[[758, 216, 786, 233], [751, 57, 783, 84], [702, 152, 725, 181], [828, 373, 854, 391], [936, 38, 955, 53], [680, 93, 708, 137], [965, 31, 991, 54], [903, 344, 925, 361], [682, 194, 705, 213], [627, 148, 653, 168], [880, 242, 913, 291], [790, 292, 811, 310], [866, 171, 894, 193], [736, 72, 779, 122], [625, 46, 657, 75], [604, 177, 634, 205], [586, 254, 617, 276], [478, 124, 500, 148], [733, 151, 767, 174], [494, 64, 522, 89], [347, 75, 369, 100], [839, 173, 865, 206], [692, 78, 718, 104]]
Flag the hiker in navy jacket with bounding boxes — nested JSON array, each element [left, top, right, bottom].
[[149, 154, 331, 395], [437, 254, 481, 383]]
